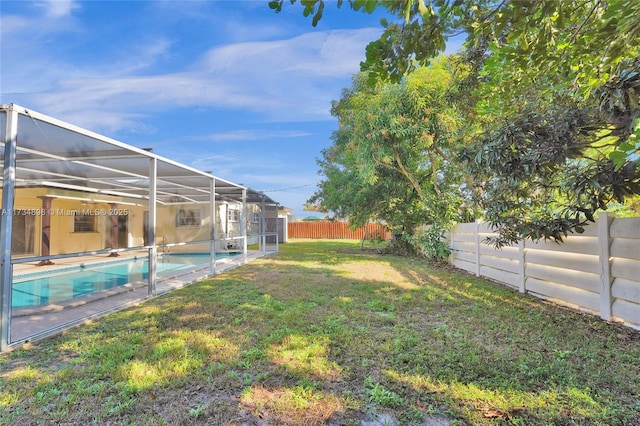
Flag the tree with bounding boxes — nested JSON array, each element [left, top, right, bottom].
[[309, 59, 473, 248], [462, 57, 640, 246], [461, 94, 640, 246], [272, 0, 640, 245], [270, 1, 639, 93]]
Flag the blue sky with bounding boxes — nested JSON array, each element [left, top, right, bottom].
[[1, 1, 460, 218]]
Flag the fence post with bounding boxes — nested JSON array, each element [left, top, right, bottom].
[[475, 219, 481, 277], [598, 213, 614, 321], [518, 239, 526, 293], [447, 225, 455, 266]]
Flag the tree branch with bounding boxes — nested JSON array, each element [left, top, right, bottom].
[[392, 148, 428, 200]]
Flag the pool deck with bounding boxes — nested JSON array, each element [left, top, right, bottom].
[[9, 250, 270, 346]]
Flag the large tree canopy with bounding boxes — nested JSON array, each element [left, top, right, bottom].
[[310, 59, 473, 239], [273, 0, 640, 245], [270, 0, 639, 91]]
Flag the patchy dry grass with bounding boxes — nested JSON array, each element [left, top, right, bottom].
[[1, 239, 639, 425]]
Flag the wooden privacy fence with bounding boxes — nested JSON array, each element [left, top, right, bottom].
[[288, 221, 391, 240], [450, 214, 640, 329]]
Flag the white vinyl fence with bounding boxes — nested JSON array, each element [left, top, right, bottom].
[[450, 214, 640, 329]]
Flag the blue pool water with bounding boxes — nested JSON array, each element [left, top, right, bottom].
[[12, 253, 237, 308]]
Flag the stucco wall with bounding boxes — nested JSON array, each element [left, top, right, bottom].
[[3, 188, 267, 256]]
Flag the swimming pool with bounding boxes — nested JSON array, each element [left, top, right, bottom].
[[12, 253, 237, 308]]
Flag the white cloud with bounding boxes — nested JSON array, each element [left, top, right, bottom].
[[39, 0, 79, 18], [1, 1, 83, 96], [199, 29, 379, 78], [190, 27, 380, 122], [111, 38, 174, 75], [21, 72, 265, 132], [0, 4, 380, 216], [2, 14, 380, 131], [204, 129, 312, 142], [2, 0, 80, 36], [187, 152, 290, 178]]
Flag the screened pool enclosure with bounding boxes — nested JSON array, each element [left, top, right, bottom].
[[0, 104, 281, 351]]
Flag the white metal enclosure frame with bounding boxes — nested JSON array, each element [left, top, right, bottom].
[[0, 103, 279, 351]]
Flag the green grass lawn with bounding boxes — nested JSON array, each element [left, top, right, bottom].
[[1, 240, 639, 425]]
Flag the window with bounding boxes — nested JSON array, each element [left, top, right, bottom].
[[252, 212, 260, 223], [73, 212, 96, 232], [227, 208, 240, 222], [176, 209, 202, 227], [12, 210, 36, 254]]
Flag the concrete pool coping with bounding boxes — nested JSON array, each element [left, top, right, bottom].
[[9, 250, 270, 346]]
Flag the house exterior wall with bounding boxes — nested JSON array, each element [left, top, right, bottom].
[[4, 188, 149, 255], [155, 202, 261, 252], [2, 188, 270, 257]]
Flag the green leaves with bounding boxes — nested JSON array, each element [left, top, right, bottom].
[[352, 0, 378, 14], [310, 59, 471, 236], [466, 88, 640, 246], [272, 0, 640, 92], [268, 0, 345, 26], [272, 0, 640, 244], [610, 135, 640, 171]]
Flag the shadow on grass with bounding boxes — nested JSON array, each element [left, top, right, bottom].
[[1, 240, 639, 425]]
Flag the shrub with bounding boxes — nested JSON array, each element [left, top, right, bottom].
[[408, 225, 451, 263]]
